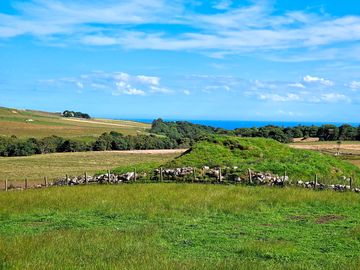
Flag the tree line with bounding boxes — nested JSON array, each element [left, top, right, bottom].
[[2, 119, 359, 157], [0, 132, 177, 157], [150, 119, 360, 143], [62, 110, 91, 119]]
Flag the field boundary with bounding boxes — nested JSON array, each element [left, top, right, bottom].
[[3, 166, 359, 194]]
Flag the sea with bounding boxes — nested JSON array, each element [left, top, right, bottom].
[[124, 119, 360, 130]]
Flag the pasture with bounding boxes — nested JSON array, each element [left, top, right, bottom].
[[0, 107, 149, 139], [0, 184, 360, 269], [0, 150, 181, 188]]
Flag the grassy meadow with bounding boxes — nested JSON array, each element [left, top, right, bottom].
[[1, 108, 360, 269], [1, 184, 360, 269], [0, 151, 180, 187], [0, 107, 149, 139]]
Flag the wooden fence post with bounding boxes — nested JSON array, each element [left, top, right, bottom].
[[350, 177, 353, 190], [160, 167, 163, 182], [248, 169, 252, 184], [44, 176, 48, 187], [353, 173, 356, 189], [5, 179, 8, 191], [193, 168, 196, 182], [134, 168, 137, 181], [66, 174, 69, 185], [25, 178, 28, 189], [219, 167, 222, 182], [108, 170, 111, 182], [85, 172, 88, 184], [314, 174, 318, 189]]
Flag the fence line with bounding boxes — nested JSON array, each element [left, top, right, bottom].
[[2, 167, 359, 194]]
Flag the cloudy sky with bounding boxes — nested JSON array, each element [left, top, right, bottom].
[[1, 0, 360, 122]]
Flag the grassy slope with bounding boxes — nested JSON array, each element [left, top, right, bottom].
[[0, 151, 179, 184], [167, 136, 360, 181], [0, 107, 149, 139], [0, 184, 360, 269]]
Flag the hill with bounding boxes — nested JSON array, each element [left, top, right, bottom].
[[166, 136, 360, 181], [0, 107, 149, 139]]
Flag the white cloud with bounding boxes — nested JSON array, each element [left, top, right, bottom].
[[348, 81, 360, 90], [150, 86, 172, 94], [204, 85, 231, 93], [277, 110, 303, 117], [320, 93, 351, 103], [259, 93, 300, 102], [303, 75, 334, 86], [212, 0, 232, 10], [288, 83, 305, 89], [137, 75, 160, 86], [114, 87, 145, 96], [38, 72, 358, 104], [76, 82, 84, 89], [40, 71, 169, 96], [2, 1, 360, 60]]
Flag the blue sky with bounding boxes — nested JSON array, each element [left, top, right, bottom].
[[1, 0, 360, 122]]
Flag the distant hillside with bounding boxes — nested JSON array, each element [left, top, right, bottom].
[[166, 136, 360, 181], [0, 107, 149, 139]]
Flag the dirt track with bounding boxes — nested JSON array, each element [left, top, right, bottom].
[[62, 118, 147, 128]]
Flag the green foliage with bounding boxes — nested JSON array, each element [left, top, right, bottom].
[[150, 119, 360, 143], [93, 132, 177, 152], [166, 136, 360, 180], [37, 135, 65, 154], [1, 184, 360, 269], [111, 162, 162, 175], [150, 118, 222, 147], [0, 131, 178, 157], [58, 139, 90, 152], [62, 110, 91, 119]]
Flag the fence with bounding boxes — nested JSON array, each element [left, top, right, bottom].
[[1, 167, 359, 194]]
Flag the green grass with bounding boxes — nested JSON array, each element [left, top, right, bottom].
[[1, 184, 360, 269], [111, 161, 165, 175], [0, 107, 150, 139], [166, 136, 360, 182], [0, 151, 179, 184]]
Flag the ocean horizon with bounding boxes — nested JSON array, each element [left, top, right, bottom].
[[120, 119, 360, 130]]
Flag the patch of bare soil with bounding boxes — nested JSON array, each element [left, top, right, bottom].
[[315, 215, 344, 224]]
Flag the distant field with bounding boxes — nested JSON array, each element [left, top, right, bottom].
[[289, 141, 360, 169], [0, 150, 181, 186], [0, 107, 150, 139], [289, 141, 360, 154], [1, 184, 360, 269]]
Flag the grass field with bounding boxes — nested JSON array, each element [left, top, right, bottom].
[[0, 107, 150, 139], [0, 151, 180, 187], [0, 184, 360, 269]]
